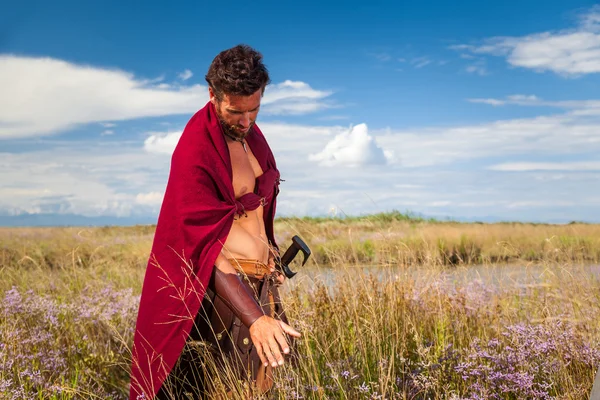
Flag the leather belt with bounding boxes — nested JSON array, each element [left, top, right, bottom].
[[228, 258, 270, 279]]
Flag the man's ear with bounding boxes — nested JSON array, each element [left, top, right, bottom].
[[208, 86, 215, 104]]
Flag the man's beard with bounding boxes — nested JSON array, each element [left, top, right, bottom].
[[215, 108, 254, 141], [221, 119, 254, 140]]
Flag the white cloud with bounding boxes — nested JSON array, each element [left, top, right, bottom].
[[507, 94, 539, 102], [411, 57, 432, 68], [369, 52, 392, 62], [135, 191, 164, 206], [505, 200, 577, 209], [178, 69, 193, 81], [428, 201, 451, 207], [468, 94, 600, 112], [141, 101, 600, 173], [0, 55, 334, 139], [469, 94, 540, 106], [0, 144, 169, 217], [465, 64, 488, 76], [376, 108, 600, 167], [505, 32, 600, 75], [143, 130, 183, 154], [318, 115, 349, 121], [263, 101, 329, 115], [581, 5, 600, 32], [0, 55, 207, 139], [262, 80, 333, 115], [2, 111, 600, 222], [309, 123, 392, 167], [469, 98, 506, 106], [452, 7, 600, 76], [101, 129, 114, 136], [489, 161, 600, 171], [452, 53, 488, 75], [142, 122, 347, 157]]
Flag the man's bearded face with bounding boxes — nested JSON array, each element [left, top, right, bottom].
[[212, 90, 262, 140]]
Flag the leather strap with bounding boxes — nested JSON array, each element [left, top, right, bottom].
[[212, 268, 264, 328], [228, 258, 270, 279]]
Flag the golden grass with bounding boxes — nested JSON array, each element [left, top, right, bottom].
[[1, 220, 599, 399], [276, 218, 600, 266]]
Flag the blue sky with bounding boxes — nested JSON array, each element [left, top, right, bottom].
[[2, 0, 600, 223]]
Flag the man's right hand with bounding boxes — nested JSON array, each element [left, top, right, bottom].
[[249, 316, 301, 368]]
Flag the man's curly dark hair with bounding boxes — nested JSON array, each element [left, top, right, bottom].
[[205, 44, 271, 101]]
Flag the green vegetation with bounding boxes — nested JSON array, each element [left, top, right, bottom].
[[275, 215, 600, 266], [277, 210, 439, 224]]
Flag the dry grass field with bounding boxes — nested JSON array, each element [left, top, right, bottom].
[[1, 214, 599, 399]]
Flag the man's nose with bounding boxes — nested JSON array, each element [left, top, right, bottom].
[[239, 112, 250, 127]]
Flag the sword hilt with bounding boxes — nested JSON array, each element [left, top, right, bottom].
[[277, 235, 311, 279]]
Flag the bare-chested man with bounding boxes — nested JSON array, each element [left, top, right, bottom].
[[130, 45, 300, 400]]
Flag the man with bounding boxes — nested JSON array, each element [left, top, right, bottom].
[[130, 45, 300, 399]]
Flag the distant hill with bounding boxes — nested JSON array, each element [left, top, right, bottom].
[[0, 213, 157, 227], [0, 211, 597, 227]]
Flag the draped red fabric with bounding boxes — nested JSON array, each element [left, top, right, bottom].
[[129, 102, 279, 399]]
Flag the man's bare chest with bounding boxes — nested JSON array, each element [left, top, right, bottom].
[[228, 142, 264, 199]]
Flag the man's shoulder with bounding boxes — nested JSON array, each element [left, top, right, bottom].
[[171, 104, 223, 168], [182, 104, 211, 135], [176, 105, 212, 148]]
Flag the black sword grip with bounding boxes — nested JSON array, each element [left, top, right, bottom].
[[277, 235, 311, 279]]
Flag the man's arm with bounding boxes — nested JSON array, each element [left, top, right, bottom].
[[212, 253, 300, 368]]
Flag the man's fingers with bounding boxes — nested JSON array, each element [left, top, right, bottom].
[[262, 339, 277, 367], [254, 341, 268, 367], [274, 331, 290, 354], [279, 320, 301, 338], [251, 317, 297, 368], [268, 337, 284, 366]]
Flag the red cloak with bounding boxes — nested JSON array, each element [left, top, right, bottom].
[[129, 102, 280, 399]]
